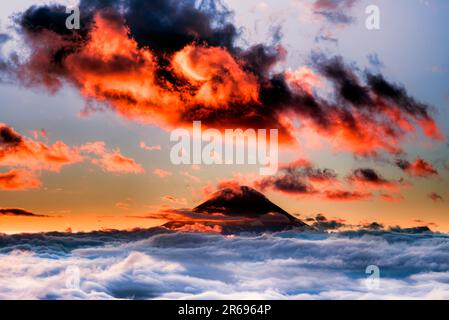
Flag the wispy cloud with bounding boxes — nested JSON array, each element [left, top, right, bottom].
[[153, 168, 172, 178], [80, 141, 144, 174], [0, 208, 49, 217]]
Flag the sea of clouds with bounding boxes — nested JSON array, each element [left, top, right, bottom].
[[0, 228, 448, 299]]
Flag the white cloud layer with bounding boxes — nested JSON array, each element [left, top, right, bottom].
[[0, 229, 448, 299]]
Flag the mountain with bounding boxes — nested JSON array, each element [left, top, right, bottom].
[[164, 186, 311, 234], [194, 186, 296, 220]]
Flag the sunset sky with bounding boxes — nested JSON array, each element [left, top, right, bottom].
[[0, 0, 448, 234]]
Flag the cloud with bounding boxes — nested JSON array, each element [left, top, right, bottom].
[[388, 226, 433, 234], [0, 123, 83, 172], [139, 142, 161, 151], [79, 141, 144, 174], [380, 193, 404, 203], [396, 157, 439, 178], [0, 125, 144, 184], [91, 152, 144, 174], [323, 189, 372, 201], [115, 198, 133, 210], [129, 208, 245, 234], [285, 66, 322, 95], [361, 222, 384, 231], [162, 196, 187, 206], [180, 171, 201, 183], [252, 160, 378, 202], [428, 192, 443, 202], [0, 208, 48, 217], [367, 53, 384, 69], [413, 220, 438, 228], [347, 168, 403, 190], [313, 0, 359, 25], [0, 169, 41, 190], [0, 228, 448, 299], [256, 159, 337, 196], [315, 35, 338, 45], [308, 214, 346, 231], [1, 1, 442, 157], [153, 168, 172, 178], [0, 33, 10, 44], [257, 174, 318, 196]]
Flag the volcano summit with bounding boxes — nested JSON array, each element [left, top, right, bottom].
[[164, 186, 311, 234]]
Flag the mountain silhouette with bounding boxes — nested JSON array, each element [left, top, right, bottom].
[[164, 186, 311, 234]]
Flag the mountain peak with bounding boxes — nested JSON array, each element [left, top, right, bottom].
[[195, 185, 291, 218], [184, 185, 311, 233]]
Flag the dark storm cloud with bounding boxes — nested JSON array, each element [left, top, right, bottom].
[[123, 0, 237, 54], [16, 0, 239, 69], [0, 0, 442, 155], [318, 57, 372, 106], [315, 55, 438, 121], [367, 73, 433, 118], [0, 126, 23, 146]]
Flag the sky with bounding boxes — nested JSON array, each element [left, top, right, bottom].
[[0, 0, 448, 234]]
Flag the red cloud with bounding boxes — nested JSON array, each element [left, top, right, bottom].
[[92, 152, 144, 174], [9, 7, 443, 157], [0, 169, 41, 190], [0, 123, 83, 171], [396, 157, 439, 177], [323, 190, 372, 201], [1, 125, 144, 190], [153, 168, 172, 178], [285, 67, 322, 95], [380, 193, 404, 203], [80, 141, 144, 174], [162, 195, 187, 206], [139, 142, 161, 151]]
